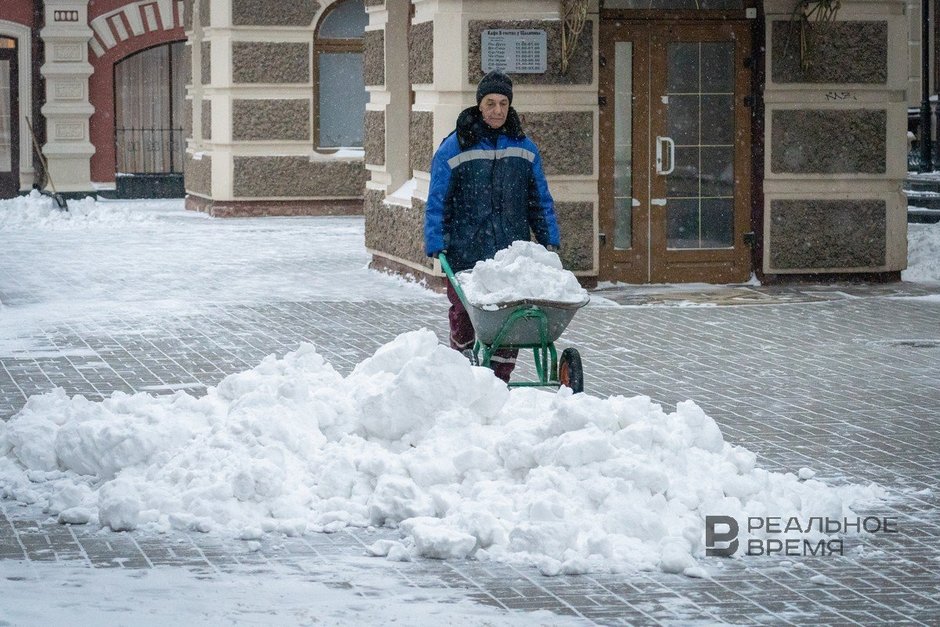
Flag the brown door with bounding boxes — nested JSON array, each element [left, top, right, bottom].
[[0, 40, 19, 199], [600, 21, 752, 283]]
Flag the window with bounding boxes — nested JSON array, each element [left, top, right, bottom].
[[0, 37, 18, 197], [315, 0, 368, 148], [114, 42, 186, 174]]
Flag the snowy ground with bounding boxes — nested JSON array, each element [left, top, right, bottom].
[[903, 222, 940, 283], [0, 194, 436, 356], [1, 194, 939, 624], [0, 556, 586, 626]]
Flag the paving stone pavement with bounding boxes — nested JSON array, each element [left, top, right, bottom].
[[2, 291, 940, 624]]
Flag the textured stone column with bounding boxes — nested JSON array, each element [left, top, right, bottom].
[[363, 0, 426, 275], [763, 0, 909, 276], [40, 0, 95, 193], [377, 0, 599, 280], [186, 0, 365, 217]]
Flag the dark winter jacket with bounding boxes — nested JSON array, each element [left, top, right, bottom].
[[423, 106, 560, 272]]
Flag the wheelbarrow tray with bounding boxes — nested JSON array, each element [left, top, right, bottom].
[[465, 297, 590, 346]]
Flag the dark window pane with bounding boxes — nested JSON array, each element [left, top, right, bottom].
[[668, 95, 700, 145], [319, 53, 366, 147], [666, 147, 699, 197], [701, 42, 734, 92], [319, 0, 367, 38], [666, 199, 700, 248], [701, 95, 734, 144], [700, 0, 744, 9], [700, 146, 734, 197], [700, 198, 734, 248], [667, 43, 699, 93]]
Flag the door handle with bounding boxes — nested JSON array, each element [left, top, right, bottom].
[[655, 136, 675, 175]]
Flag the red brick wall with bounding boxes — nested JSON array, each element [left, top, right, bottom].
[[87, 0, 185, 183], [0, 2, 34, 28]]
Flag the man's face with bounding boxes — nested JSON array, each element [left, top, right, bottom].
[[479, 94, 509, 129]]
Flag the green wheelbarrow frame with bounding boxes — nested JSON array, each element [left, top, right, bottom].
[[439, 253, 586, 390]]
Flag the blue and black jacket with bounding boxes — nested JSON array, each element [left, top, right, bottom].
[[424, 106, 560, 272]]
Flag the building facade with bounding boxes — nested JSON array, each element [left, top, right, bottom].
[[0, 0, 187, 197], [364, 0, 913, 285], [0, 0, 931, 283]]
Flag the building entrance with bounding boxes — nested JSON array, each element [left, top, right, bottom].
[[114, 41, 186, 197], [0, 37, 18, 199], [599, 19, 753, 283]]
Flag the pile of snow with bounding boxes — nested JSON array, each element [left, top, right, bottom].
[[0, 330, 880, 575], [459, 241, 589, 306], [0, 191, 157, 229], [903, 222, 940, 283]]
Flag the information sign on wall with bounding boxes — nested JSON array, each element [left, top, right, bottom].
[[481, 29, 547, 74]]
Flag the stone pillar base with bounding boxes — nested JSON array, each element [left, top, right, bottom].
[[185, 195, 364, 217]]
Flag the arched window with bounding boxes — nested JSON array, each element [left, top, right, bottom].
[[114, 42, 186, 174], [314, 0, 368, 148]]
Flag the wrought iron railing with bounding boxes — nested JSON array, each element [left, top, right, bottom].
[[115, 127, 185, 174]]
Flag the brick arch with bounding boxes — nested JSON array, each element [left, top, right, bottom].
[[89, 0, 185, 58], [88, 1, 185, 184]]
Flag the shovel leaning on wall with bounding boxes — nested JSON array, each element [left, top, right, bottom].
[[24, 116, 68, 211]]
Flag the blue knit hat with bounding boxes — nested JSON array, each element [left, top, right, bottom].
[[476, 71, 513, 104]]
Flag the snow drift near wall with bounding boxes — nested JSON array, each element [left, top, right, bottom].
[[0, 330, 881, 576]]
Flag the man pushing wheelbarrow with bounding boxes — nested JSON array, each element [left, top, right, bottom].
[[424, 71, 587, 390]]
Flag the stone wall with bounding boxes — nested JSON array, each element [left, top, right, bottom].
[[233, 157, 366, 198], [231, 0, 319, 26], [523, 112, 594, 176], [232, 100, 311, 142], [364, 192, 430, 269], [770, 109, 886, 174], [409, 21, 433, 85], [364, 110, 385, 166], [410, 111, 433, 175], [555, 202, 594, 272], [184, 0, 365, 213], [232, 42, 310, 83], [184, 153, 211, 197], [762, 0, 908, 277], [769, 199, 887, 269]]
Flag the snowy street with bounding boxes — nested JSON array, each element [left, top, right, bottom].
[[1, 196, 939, 625]]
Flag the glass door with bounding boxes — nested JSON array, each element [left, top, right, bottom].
[[0, 39, 18, 199], [114, 41, 186, 175], [600, 21, 752, 283]]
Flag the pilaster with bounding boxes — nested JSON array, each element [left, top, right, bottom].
[[40, 0, 95, 192], [762, 0, 909, 275]]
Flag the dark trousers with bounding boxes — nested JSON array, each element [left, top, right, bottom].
[[447, 283, 517, 383]]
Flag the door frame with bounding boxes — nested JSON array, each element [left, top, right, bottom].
[[0, 42, 19, 199], [599, 15, 755, 284]]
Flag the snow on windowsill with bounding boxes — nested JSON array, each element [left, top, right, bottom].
[[385, 178, 417, 208], [312, 147, 365, 160]]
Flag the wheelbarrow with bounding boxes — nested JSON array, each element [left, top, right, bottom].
[[439, 253, 589, 392]]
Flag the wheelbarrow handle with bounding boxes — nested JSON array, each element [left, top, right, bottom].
[[438, 253, 471, 310]]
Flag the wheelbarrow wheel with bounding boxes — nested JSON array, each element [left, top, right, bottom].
[[558, 348, 583, 393]]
